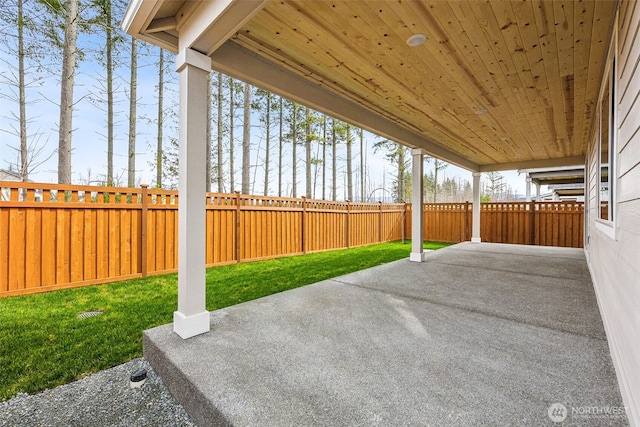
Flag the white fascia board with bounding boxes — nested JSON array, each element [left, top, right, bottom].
[[121, 0, 162, 36], [210, 41, 480, 172], [177, 0, 269, 54], [518, 165, 586, 174], [528, 169, 585, 180], [478, 156, 586, 172]]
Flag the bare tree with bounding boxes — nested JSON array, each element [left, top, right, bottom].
[[346, 123, 353, 201], [374, 139, 410, 202], [228, 76, 235, 191], [254, 89, 273, 196], [321, 115, 327, 200], [216, 72, 224, 192], [291, 102, 298, 197], [205, 71, 212, 192], [305, 106, 312, 198], [330, 118, 347, 201], [278, 96, 283, 197], [242, 82, 251, 194], [17, 0, 27, 180], [359, 128, 365, 202], [432, 158, 447, 202], [57, 0, 80, 184], [155, 47, 164, 188], [484, 171, 506, 201], [0, 0, 56, 180], [96, 0, 115, 184], [127, 37, 137, 188], [263, 91, 271, 196]]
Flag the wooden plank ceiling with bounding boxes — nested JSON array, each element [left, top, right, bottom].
[[135, 0, 618, 171]]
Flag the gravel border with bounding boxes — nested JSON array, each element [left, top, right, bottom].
[[0, 358, 195, 427]]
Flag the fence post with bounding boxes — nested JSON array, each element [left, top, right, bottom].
[[378, 201, 383, 242], [402, 203, 407, 244], [345, 200, 351, 248], [529, 201, 536, 245], [302, 196, 307, 254], [140, 184, 149, 278], [464, 201, 470, 242], [235, 191, 241, 262]]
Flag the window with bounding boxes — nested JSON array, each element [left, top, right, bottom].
[[597, 51, 615, 224]]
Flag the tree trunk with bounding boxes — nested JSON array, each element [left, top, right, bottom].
[[305, 107, 311, 198], [57, 0, 79, 184], [229, 77, 235, 191], [291, 103, 297, 197], [264, 92, 271, 196], [127, 37, 137, 188], [217, 72, 224, 192], [205, 72, 212, 192], [106, 0, 113, 185], [433, 158, 438, 203], [278, 97, 283, 197], [17, 0, 27, 180], [360, 128, 364, 202], [331, 118, 337, 201], [346, 124, 353, 201], [242, 82, 251, 194], [397, 144, 405, 202], [156, 48, 164, 188], [322, 116, 326, 200]]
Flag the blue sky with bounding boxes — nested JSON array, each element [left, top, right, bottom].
[[0, 6, 527, 200]]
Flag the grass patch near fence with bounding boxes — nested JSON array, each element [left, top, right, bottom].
[[0, 240, 451, 401]]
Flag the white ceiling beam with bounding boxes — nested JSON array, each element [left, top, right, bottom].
[[210, 41, 480, 172], [147, 16, 177, 33], [121, 0, 163, 37], [177, 0, 269, 55], [478, 156, 586, 172], [134, 32, 179, 53], [528, 169, 585, 180]]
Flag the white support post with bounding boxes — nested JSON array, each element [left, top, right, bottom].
[[471, 172, 481, 243], [410, 148, 426, 262], [173, 48, 211, 339], [526, 175, 532, 201], [535, 184, 541, 201]]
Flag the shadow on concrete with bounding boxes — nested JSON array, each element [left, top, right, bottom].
[[145, 243, 628, 426]]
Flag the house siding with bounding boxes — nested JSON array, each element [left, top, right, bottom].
[[587, 1, 640, 425]]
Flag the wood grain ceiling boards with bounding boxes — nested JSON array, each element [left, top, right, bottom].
[[231, 0, 617, 169], [133, 0, 617, 171]]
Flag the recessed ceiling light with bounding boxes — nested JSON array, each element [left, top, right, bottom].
[[475, 109, 488, 115], [501, 136, 510, 141], [406, 34, 427, 47]]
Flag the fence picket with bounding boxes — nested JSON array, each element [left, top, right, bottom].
[[0, 181, 583, 297]]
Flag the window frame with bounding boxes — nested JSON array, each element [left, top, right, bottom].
[[594, 21, 617, 240]]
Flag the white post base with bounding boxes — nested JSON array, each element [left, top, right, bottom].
[[410, 252, 427, 262], [471, 237, 482, 243], [173, 310, 210, 339]]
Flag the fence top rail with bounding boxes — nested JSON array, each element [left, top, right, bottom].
[[146, 188, 179, 196], [0, 180, 141, 192], [480, 201, 584, 212], [0, 181, 146, 204], [3, 181, 582, 211]]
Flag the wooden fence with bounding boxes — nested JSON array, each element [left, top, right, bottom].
[[0, 181, 584, 297], [405, 201, 584, 247], [0, 182, 405, 297]]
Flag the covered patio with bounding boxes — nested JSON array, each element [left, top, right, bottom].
[[120, 0, 619, 338], [122, 0, 639, 424], [145, 243, 626, 426]]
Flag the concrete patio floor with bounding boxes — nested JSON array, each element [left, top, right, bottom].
[[144, 243, 628, 426]]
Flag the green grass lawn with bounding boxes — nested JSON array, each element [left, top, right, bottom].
[[0, 240, 451, 401]]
